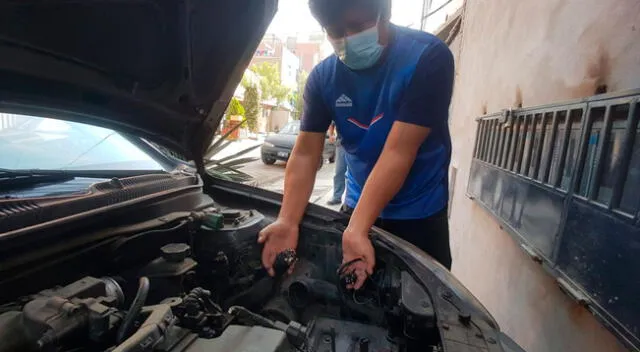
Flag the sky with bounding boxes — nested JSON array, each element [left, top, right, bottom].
[[267, 0, 424, 38]]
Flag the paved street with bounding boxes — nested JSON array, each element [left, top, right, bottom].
[[213, 138, 341, 211]]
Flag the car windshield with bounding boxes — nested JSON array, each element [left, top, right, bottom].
[[278, 122, 300, 135], [0, 114, 164, 170]]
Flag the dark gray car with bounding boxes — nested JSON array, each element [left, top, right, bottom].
[[260, 121, 336, 166]]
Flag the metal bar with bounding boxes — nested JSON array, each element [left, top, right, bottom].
[[501, 121, 513, 169], [523, 115, 537, 176], [588, 106, 612, 200], [487, 120, 498, 164], [512, 88, 640, 115], [508, 117, 521, 171], [532, 113, 548, 179], [571, 107, 594, 195], [611, 101, 638, 209], [492, 120, 503, 165], [481, 120, 491, 161], [475, 120, 486, 159], [515, 115, 529, 175], [472, 121, 483, 159], [552, 110, 572, 187], [496, 122, 507, 167], [542, 111, 558, 183], [489, 120, 500, 165]]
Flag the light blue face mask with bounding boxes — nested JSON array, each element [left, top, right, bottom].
[[329, 22, 384, 70]]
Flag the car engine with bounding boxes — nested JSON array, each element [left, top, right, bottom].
[[0, 208, 441, 352]]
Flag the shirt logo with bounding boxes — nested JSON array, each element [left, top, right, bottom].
[[335, 94, 353, 108], [347, 113, 384, 130]]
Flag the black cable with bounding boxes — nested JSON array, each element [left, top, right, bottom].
[[116, 277, 150, 343], [337, 258, 364, 276], [228, 306, 283, 331]]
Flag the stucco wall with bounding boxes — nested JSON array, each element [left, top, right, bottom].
[[447, 1, 640, 351]]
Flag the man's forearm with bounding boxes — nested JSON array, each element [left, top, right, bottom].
[[278, 152, 320, 225], [346, 148, 415, 235]]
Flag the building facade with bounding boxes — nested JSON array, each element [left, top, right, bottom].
[[251, 34, 300, 90], [443, 1, 640, 352]]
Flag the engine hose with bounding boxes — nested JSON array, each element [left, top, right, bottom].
[[228, 306, 283, 331], [116, 277, 150, 343]]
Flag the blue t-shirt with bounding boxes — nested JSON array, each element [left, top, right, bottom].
[[301, 24, 454, 219]]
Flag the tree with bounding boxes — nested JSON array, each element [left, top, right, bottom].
[[292, 70, 309, 120], [226, 97, 245, 118], [250, 62, 291, 105], [243, 84, 260, 132]]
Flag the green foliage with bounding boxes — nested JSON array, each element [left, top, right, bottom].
[[243, 84, 260, 132], [204, 118, 259, 182], [227, 97, 245, 117], [250, 62, 291, 105], [292, 70, 309, 120]]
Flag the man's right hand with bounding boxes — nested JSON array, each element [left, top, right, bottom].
[[258, 219, 299, 276]]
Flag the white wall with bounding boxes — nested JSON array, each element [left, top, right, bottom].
[[280, 47, 300, 89], [447, 1, 640, 351]]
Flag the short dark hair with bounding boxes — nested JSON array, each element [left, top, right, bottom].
[[308, 0, 391, 27]]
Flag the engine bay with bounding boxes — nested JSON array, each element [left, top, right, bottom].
[[0, 207, 441, 352]]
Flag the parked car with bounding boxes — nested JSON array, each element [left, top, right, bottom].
[[0, 2, 524, 352], [261, 121, 336, 167]]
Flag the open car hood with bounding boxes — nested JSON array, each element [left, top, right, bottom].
[[0, 0, 277, 165]]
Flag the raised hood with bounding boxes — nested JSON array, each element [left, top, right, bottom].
[[0, 0, 277, 166]]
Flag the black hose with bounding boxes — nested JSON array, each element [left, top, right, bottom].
[[116, 277, 150, 343], [228, 306, 283, 331]]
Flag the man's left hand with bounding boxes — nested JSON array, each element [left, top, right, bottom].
[[341, 229, 375, 290]]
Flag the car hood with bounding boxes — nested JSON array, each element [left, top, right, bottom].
[[0, 0, 277, 167]]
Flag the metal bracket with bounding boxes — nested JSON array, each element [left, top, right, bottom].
[[499, 108, 513, 124], [557, 278, 591, 307], [520, 244, 543, 264]]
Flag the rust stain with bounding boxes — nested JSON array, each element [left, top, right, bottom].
[[570, 45, 612, 98], [481, 102, 488, 115], [514, 86, 523, 108]]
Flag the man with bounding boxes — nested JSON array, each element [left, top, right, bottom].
[[258, 0, 454, 290], [327, 121, 347, 206]]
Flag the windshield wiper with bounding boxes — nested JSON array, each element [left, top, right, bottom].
[[0, 169, 168, 189], [0, 168, 167, 178], [0, 173, 75, 189]]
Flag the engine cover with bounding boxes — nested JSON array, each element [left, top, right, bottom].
[[168, 325, 289, 352]]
